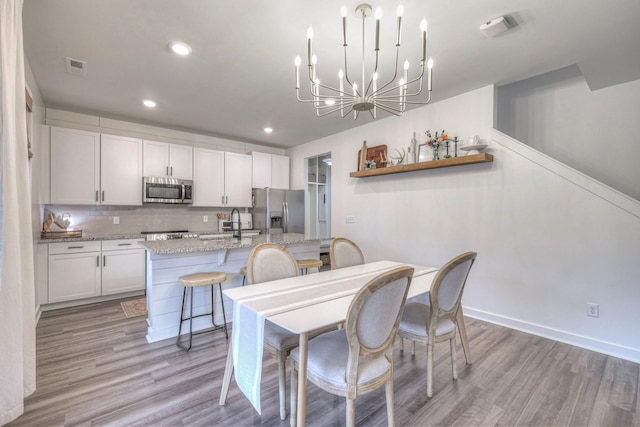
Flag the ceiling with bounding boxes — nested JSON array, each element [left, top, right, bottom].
[[22, 0, 640, 149]]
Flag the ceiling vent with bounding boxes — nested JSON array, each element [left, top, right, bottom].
[[65, 57, 87, 76]]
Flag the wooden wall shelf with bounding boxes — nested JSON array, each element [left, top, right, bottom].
[[349, 153, 494, 178]]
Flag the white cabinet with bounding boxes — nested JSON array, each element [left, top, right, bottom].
[[271, 154, 290, 190], [101, 134, 143, 205], [101, 239, 146, 296], [251, 152, 271, 189], [50, 127, 100, 205], [224, 152, 253, 206], [193, 148, 252, 207], [143, 140, 193, 180], [251, 152, 290, 189], [48, 239, 145, 304], [193, 148, 225, 206], [50, 127, 142, 206], [48, 241, 101, 303]]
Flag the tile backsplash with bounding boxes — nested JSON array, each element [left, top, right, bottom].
[[45, 205, 248, 234]]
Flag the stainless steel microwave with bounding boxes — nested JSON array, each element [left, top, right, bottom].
[[143, 177, 193, 204]]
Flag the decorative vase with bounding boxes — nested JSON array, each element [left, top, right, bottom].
[[432, 145, 440, 160]]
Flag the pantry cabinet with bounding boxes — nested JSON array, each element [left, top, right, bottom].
[[48, 239, 145, 304], [193, 148, 252, 207], [143, 140, 193, 180], [50, 127, 142, 206]]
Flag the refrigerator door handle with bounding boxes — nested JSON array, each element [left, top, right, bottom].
[[283, 201, 288, 233]]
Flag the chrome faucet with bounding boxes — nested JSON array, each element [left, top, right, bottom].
[[230, 208, 241, 240]]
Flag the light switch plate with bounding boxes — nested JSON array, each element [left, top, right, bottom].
[[345, 215, 355, 223]]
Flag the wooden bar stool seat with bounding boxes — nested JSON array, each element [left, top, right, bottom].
[[296, 258, 323, 275], [176, 271, 228, 351]]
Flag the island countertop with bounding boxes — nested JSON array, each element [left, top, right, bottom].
[[138, 233, 320, 255]]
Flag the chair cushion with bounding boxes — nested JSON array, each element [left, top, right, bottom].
[[264, 321, 300, 350], [290, 329, 391, 389], [399, 302, 456, 338]]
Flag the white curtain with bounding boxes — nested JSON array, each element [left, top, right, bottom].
[[0, 0, 37, 424]]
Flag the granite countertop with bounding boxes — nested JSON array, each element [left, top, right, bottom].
[[38, 232, 145, 243], [139, 233, 320, 255]]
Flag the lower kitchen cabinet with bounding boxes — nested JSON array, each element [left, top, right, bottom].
[[48, 241, 101, 303], [101, 239, 146, 295], [48, 239, 145, 304]]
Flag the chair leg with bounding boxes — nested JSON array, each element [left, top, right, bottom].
[[411, 341, 416, 356], [219, 342, 235, 405], [346, 398, 356, 427], [218, 283, 229, 340], [450, 336, 458, 380], [426, 341, 434, 397], [290, 365, 298, 427], [278, 353, 287, 420], [399, 337, 404, 352], [385, 377, 396, 427]]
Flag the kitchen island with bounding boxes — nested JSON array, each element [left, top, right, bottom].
[[139, 233, 321, 343]]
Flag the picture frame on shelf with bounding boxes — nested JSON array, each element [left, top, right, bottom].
[[417, 144, 430, 162]]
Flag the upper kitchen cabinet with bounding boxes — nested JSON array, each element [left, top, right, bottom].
[[143, 140, 193, 180], [101, 135, 143, 205], [251, 152, 290, 189], [193, 148, 252, 207], [50, 127, 100, 205], [50, 128, 143, 205]]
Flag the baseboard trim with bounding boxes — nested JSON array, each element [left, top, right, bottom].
[[463, 306, 640, 364]]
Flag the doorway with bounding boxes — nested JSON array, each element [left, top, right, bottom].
[[306, 153, 331, 240]]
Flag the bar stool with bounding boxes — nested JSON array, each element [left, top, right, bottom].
[[296, 259, 323, 275], [176, 271, 228, 351], [240, 266, 247, 286]]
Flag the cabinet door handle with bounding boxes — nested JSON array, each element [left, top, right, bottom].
[[102, 190, 105, 202], [170, 166, 173, 176], [97, 255, 100, 267], [166, 166, 169, 176], [95, 190, 99, 202], [68, 246, 84, 249], [103, 255, 106, 267], [117, 243, 132, 246]]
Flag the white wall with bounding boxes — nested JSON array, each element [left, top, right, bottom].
[[287, 85, 640, 362], [24, 57, 48, 310], [496, 65, 640, 200]]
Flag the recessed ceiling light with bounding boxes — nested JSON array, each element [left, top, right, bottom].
[[170, 41, 192, 55], [264, 127, 273, 133], [143, 100, 156, 108]]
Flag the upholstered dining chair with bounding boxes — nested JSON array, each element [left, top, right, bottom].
[[397, 251, 477, 397], [290, 265, 414, 427], [330, 237, 365, 269], [246, 243, 300, 420]]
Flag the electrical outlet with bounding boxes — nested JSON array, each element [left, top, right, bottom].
[[587, 302, 599, 318], [345, 215, 355, 223], [203, 215, 209, 223], [113, 216, 120, 225]]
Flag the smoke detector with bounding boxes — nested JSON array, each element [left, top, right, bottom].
[[65, 57, 87, 76], [480, 16, 510, 37]]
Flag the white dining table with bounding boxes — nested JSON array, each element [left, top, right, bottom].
[[218, 260, 472, 426]]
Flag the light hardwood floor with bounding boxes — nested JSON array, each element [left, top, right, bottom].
[[8, 298, 640, 426]]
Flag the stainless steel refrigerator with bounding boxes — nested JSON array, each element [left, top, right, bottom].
[[252, 188, 305, 235]]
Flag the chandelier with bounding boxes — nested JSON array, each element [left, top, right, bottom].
[[295, 3, 433, 119]]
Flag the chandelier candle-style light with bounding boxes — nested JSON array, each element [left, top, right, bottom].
[[295, 3, 433, 119]]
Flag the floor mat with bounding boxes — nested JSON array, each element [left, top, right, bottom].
[[121, 298, 147, 318]]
